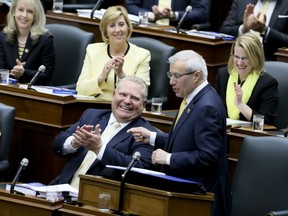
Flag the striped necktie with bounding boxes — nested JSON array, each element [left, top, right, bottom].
[[174, 98, 187, 128], [70, 121, 121, 189]]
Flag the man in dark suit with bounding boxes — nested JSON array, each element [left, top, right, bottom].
[[125, 0, 209, 29], [219, 0, 288, 60], [128, 50, 231, 216], [50, 76, 156, 189]]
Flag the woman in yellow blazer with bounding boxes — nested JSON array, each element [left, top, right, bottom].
[[76, 5, 151, 100]]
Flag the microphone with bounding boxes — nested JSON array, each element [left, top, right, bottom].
[[10, 158, 29, 194], [27, 65, 46, 89], [118, 152, 141, 214], [90, 0, 105, 19], [176, 5, 192, 33], [121, 151, 141, 180]]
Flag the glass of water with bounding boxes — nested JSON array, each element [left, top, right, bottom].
[[98, 192, 111, 212], [138, 12, 148, 26], [151, 97, 163, 115], [53, 0, 63, 13], [252, 114, 264, 131]]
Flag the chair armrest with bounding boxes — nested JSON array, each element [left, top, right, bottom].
[[0, 160, 9, 172], [267, 210, 288, 216], [191, 22, 211, 31], [57, 83, 76, 90], [63, 4, 95, 13]]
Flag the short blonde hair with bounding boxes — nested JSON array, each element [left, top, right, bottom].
[[99, 5, 132, 43], [228, 33, 265, 74], [4, 0, 47, 44]]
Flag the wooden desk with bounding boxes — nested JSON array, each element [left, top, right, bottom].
[[275, 47, 288, 63], [0, 188, 63, 216], [59, 203, 119, 216], [78, 175, 214, 216]]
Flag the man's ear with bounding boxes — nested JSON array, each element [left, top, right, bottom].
[[143, 100, 147, 109]]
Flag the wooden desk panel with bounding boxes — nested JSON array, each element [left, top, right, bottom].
[[59, 203, 119, 216], [79, 175, 214, 216], [275, 47, 288, 63], [0, 189, 63, 216]]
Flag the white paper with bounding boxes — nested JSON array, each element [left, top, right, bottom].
[[226, 118, 252, 127], [106, 165, 166, 176]]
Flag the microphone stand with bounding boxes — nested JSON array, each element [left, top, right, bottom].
[[90, 0, 104, 19], [117, 159, 139, 216]]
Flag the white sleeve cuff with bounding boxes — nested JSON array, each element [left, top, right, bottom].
[[166, 153, 172, 165], [62, 136, 77, 155], [149, 132, 157, 146], [96, 144, 107, 160]]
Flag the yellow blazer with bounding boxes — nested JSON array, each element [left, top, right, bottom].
[[76, 42, 151, 100]]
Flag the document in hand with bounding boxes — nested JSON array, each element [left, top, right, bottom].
[[103, 165, 206, 194]]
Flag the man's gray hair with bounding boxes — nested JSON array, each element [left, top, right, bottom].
[[115, 76, 148, 99], [168, 50, 208, 80]]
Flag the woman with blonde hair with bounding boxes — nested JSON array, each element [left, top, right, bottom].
[[76, 5, 151, 100], [217, 33, 278, 125], [0, 0, 55, 84]]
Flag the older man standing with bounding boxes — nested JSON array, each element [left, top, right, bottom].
[[128, 50, 231, 216]]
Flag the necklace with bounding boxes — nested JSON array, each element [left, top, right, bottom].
[[107, 42, 130, 58], [17, 38, 26, 45]]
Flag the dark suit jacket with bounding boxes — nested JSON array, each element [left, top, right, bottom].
[[0, 31, 55, 84], [125, 0, 209, 29], [216, 67, 278, 125], [155, 84, 231, 216], [219, 0, 288, 60], [51, 109, 156, 185]]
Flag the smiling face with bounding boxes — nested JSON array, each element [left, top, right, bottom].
[[233, 45, 253, 80], [112, 80, 146, 123], [169, 60, 199, 98], [106, 15, 128, 45], [13, 0, 35, 32]]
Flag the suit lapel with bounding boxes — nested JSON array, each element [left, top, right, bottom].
[[20, 36, 33, 62], [167, 84, 212, 152], [269, 0, 284, 27], [107, 117, 142, 148], [88, 116, 141, 168]]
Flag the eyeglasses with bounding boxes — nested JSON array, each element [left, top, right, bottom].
[[167, 70, 197, 79], [233, 54, 249, 62]]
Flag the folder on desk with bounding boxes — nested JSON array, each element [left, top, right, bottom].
[[102, 165, 206, 195]]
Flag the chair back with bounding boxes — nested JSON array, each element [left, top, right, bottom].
[[192, 0, 211, 30], [45, 24, 95, 89], [0, 103, 16, 181], [264, 61, 288, 129], [129, 37, 176, 107], [63, 0, 96, 13], [231, 136, 288, 216]]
